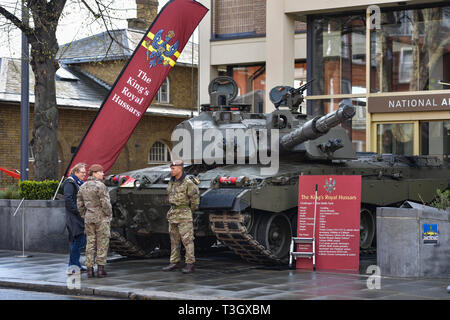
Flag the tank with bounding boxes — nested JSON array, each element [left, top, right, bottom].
[[106, 76, 450, 264]]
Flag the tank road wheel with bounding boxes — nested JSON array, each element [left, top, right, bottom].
[[256, 213, 292, 260], [111, 203, 129, 228], [360, 208, 375, 249], [241, 209, 255, 232]]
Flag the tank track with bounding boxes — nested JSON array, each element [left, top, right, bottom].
[[209, 211, 377, 264], [111, 222, 375, 263], [360, 247, 376, 255], [109, 231, 225, 259], [109, 231, 168, 258], [209, 211, 283, 265]]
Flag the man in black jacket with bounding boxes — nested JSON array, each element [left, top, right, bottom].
[[64, 163, 87, 274]]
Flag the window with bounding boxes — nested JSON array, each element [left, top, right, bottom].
[[148, 141, 171, 163], [156, 78, 169, 103], [398, 47, 413, 84], [212, 0, 265, 39], [28, 144, 34, 162], [228, 62, 307, 113], [420, 121, 450, 164], [371, 6, 450, 92], [377, 123, 414, 155], [310, 14, 367, 96], [229, 64, 265, 113]]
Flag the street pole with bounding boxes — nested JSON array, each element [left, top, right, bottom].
[[20, 0, 29, 181]]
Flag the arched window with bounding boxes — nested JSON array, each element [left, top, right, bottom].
[[156, 77, 169, 103], [148, 141, 171, 163]]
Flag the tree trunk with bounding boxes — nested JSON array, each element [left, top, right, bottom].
[[27, 0, 66, 181], [30, 51, 59, 181], [411, 8, 442, 91], [379, 12, 395, 93], [380, 31, 392, 92], [411, 10, 421, 91]]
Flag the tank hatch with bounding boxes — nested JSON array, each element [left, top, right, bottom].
[[200, 76, 252, 112]]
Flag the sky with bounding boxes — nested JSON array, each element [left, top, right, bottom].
[[0, 0, 188, 58]]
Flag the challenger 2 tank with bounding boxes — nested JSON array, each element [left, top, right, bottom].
[[106, 76, 450, 265]]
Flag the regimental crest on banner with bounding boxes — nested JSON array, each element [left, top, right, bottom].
[[324, 177, 336, 193], [143, 28, 180, 68]]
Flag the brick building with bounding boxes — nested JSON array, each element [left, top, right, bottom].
[[0, 0, 198, 186]]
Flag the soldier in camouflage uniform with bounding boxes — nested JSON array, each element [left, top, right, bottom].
[[162, 160, 200, 274], [77, 164, 112, 278]]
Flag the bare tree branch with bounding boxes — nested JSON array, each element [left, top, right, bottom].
[[0, 5, 35, 40], [80, 0, 100, 19]]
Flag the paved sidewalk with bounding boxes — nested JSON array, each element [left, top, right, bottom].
[[0, 249, 448, 300]]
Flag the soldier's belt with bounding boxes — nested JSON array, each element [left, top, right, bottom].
[[170, 205, 190, 209]]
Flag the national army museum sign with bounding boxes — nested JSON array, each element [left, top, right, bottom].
[[368, 93, 450, 113]]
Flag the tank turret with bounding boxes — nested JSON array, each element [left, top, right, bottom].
[[172, 77, 356, 164]]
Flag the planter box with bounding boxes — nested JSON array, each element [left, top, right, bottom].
[[0, 199, 69, 254], [377, 203, 450, 278]]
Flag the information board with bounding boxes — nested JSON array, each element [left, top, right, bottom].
[[296, 175, 361, 271]]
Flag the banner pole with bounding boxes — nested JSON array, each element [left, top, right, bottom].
[[12, 198, 25, 217], [16, 200, 32, 258], [313, 184, 318, 239], [312, 184, 318, 271], [53, 176, 65, 200], [22, 204, 25, 255]]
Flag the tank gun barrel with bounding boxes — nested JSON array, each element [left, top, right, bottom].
[[290, 79, 314, 96], [280, 102, 356, 150]]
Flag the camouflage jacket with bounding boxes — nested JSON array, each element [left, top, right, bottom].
[[77, 176, 112, 224], [166, 173, 200, 223]]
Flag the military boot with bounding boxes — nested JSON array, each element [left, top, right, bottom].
[[97, 265, 107, 278], [162, 263, 180, 271], [87, 267, 94, 278], [181, 264, 194, 274]]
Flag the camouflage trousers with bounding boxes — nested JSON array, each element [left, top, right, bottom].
[[169, 220, 195, 264], [85, 220, 110, 267]]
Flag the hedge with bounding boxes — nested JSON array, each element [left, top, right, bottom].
[[18, 180, 60, 200], [0, 184, 21, 199]]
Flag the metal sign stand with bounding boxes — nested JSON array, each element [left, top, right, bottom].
[[289, 184, 318, 270], [13, 198, 32, 258]]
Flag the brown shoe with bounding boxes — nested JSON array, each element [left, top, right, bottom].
[[182, 264, 195, 274], [162, 263, 180, 271], [87, 267, 94, 278], [97, 265, 107, 278]]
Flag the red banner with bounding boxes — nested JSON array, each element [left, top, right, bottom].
[[65, 0, 208, 176], [0, 167, 20, 180], [296, 175, 361, 271]]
